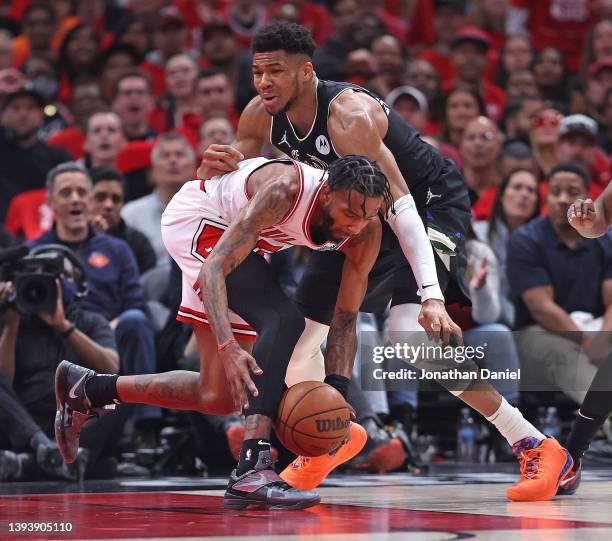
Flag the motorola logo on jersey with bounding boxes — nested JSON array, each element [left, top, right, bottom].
[[315, 135, 331, 155]]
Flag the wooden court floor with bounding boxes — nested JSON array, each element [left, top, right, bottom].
[[1, 467, 612, 541]]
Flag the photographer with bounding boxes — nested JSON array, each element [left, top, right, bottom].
[[0, 251, 119, 481]]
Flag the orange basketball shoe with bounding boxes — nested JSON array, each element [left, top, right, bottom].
[[506, 437, 573, 502], [280, 422, 367, 490]]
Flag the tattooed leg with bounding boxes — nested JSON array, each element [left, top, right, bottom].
[[115, 327, 254, 415]]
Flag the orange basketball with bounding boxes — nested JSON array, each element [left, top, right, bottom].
[[275, 381, 351, 457]]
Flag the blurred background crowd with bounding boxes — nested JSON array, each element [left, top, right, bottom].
[[2, 0, 612, 482]]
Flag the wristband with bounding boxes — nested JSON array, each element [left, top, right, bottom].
[[59, 323, 76, 340], [218, 337, 238, 352], [324, 374, 350, 401]]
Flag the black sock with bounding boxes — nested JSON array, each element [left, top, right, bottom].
[[84, 374, 120, 407], [236, 438, 272, 475], [29, 430, 51, 451], [565, 411, 606, 465]]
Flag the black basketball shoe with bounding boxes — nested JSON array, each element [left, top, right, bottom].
[[224, 449, 321, 510], [55, 360, 115, 464]]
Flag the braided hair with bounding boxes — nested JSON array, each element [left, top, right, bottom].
[[327, 155, 394, 217]]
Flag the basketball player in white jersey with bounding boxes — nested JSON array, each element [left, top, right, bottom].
[[54, 155, 391, 510]]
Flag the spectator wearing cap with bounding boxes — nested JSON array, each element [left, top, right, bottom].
[[89, 166, 156, 275], [386, 86, 429, 133], [508, 162, 612, 404], [557, 114, 610, 200], [141, 7, 189, 98], [447, 25, 506, 122], [582, 57, 612, 123], [111, 70, 157, 142], [0, 89, 72, 221], [419, 0, 468, 89], [459, 116, 504, 220]]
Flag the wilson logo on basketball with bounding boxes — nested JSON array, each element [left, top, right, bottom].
[[315, 417, 350, 433]]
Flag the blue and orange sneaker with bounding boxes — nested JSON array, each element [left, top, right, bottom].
[[506, 437, 573, 502], [557, 460, 582, 495]]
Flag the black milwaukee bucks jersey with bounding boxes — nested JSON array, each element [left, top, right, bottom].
[[269, 79, 471, 223]]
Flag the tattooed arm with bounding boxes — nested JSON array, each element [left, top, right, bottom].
[[325, 217, 382, 378], [198, 164, 298, 409]]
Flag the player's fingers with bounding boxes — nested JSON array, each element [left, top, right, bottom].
[[242, 369, 259, 397], [429, 320, 441, 343], [451, 322, 463, 346], [248, 356, 263, 375], [440, 321, 451, 346]]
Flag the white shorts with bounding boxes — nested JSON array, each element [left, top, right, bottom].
[[161, 181, 257, 341]]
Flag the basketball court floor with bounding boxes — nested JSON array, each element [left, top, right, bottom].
[[2, 464, 612, 541]]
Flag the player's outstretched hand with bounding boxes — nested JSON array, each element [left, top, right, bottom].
[[567, 198, 596, 231], [197, 144, 244, 180], [418, 299, 463, 346], [220, 342, 263, 413]]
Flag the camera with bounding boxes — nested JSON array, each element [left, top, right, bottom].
[[0, 246, 64, 315]]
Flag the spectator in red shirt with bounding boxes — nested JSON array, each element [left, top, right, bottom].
[[447, 26, 506, 122], [460, 116, 504, 219], [557, 113, 610, 199], [111, 70, 157, 142], [467, 0, 506, 51]]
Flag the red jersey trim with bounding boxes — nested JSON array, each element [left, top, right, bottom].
[[177, 305, 257, 339]]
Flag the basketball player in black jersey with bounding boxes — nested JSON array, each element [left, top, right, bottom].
[[563, 184, 612, 494], [199, 21, 572, 501]]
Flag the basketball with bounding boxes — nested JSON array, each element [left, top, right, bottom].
[[275, 381, 351, 457]]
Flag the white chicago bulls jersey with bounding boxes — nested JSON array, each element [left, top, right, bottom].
[[164, 157, 350, 258]]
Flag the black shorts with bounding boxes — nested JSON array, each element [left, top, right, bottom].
[[295, 218, 470, 327]]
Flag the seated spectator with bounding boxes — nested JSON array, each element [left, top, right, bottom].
[[0, 89, 72, 221], [505, 70, 540, 100], [529, 107, 562, 177], [111, 70, 156, 142], [441, 86, 486, 152], [508, 163, 611, 403], [501, 95, 544, 146], [366, 35, 406, 99], [497, 141, 537, 178], [198, 113, 235, 158], [446, 26, 506, 122], [149, 54, 199, 142], [11, 1, 58, 68], [531, 47, 569, 109], [89, 166, 156, 275], [385, 86, 429, 133], [557, 114, 610, 200], [474, 168, 541, 327], [459, 116, 503, 219], [28, 162, 160, 430], [0, 249, 119, 481], [493, 34, 533, 89], [122, 133, 196, 267], [194, 69, 237, 127], [83, 111, 127, 168], [96, 43, 141, 101], [405, 58, 444, 133]]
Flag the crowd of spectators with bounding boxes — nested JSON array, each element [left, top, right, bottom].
[[2, 0, 612, 479]]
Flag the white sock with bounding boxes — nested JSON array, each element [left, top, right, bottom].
[[485, 397, 545, 447]]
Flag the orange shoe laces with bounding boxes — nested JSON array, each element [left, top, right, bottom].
[[519, 448, 543, 480]]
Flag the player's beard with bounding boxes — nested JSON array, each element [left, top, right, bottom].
[[312, 205, 344, 244], [279, 78, 300, 115]]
